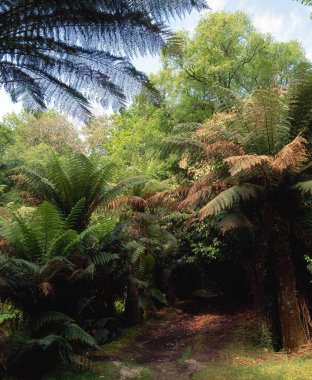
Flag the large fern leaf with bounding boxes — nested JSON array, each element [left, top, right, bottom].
[[200, 184, 261, 218]]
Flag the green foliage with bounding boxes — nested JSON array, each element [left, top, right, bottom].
[[0, 303, 22, 325], [15, 152, 146, 230], [153, 11, 306, 122]]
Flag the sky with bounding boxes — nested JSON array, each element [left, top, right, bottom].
[[1, 0, 312, 119]]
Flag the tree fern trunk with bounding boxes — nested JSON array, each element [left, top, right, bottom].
[[162, 266, 176, 306], [125, 277, 141, 325], [245, 257, 281, 349], [274, 244, 308, 351]]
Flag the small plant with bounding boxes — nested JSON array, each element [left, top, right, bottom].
[[114, 299, 126, 315], [0, 302, 22, 326]]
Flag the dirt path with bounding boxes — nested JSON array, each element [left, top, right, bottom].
[[116, 301, 252, 380]]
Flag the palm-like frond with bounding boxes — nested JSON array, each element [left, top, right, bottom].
[[0, 0, 207, 120]]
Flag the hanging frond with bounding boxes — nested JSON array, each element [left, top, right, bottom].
[[148, 185, 190, 206], [179, 186, 213, 209], [103, 195, 147, 212], [217, 211, 253, 234], [0, 0, 207, 120], [200, 184, 261, 218], [188, 171, 226, 196]]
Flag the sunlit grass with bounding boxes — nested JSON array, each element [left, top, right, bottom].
[[191, 356, 312, 380]]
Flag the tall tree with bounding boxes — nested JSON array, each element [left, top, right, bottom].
[[153, 11, 306, 122], [0, 0, 207, 121]]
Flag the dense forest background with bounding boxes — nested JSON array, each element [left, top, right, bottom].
[[2, 5, 312, 379]]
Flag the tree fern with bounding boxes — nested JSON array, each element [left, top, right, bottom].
[[0, 0, 207, 120], [15, 152, 147, 230]]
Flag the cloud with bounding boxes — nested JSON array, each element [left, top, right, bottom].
[[205, 0, 227, 12], [0, 90, 22, 120], [253, 13, 285, 36]]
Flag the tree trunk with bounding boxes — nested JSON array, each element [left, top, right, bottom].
[[244, 258, 281, 349], [274, 245, 308, 351], [162, 266, 176, 306], [125, 277, 141, 325]]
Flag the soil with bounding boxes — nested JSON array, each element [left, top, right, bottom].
[[113, 300, 253, 380]]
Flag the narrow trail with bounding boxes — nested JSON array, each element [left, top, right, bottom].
[[115, 300, 253, 380]]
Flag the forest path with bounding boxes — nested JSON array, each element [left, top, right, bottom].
[[108, 300, 253, 380]]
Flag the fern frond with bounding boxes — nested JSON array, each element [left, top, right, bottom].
[[140, 253, 156, 278], [288, 63, 312, 136], [104, 196, 147, 212], [0, 1, 207, 120], [65, 198, 86, 229], [39, 256, 75, 278], [293, 180, 312, 194], [238, 89, 290, 155], [188, 171, 226, 196], [61, 322, 97, 347], [179, 186, 214, 209], [200, 184, 261, 218], [204, 140, 244, 159], [127, 243, 146, 264], [36, 202, 65, 258], [271, 135, 309, 173], [217, 211, 253, 234], [224, 154, 272, 176], [32, 311, 74, 331], [90, 252, 119, 267], [101, 176, 148, 205], [148, 185, 190, 206]]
